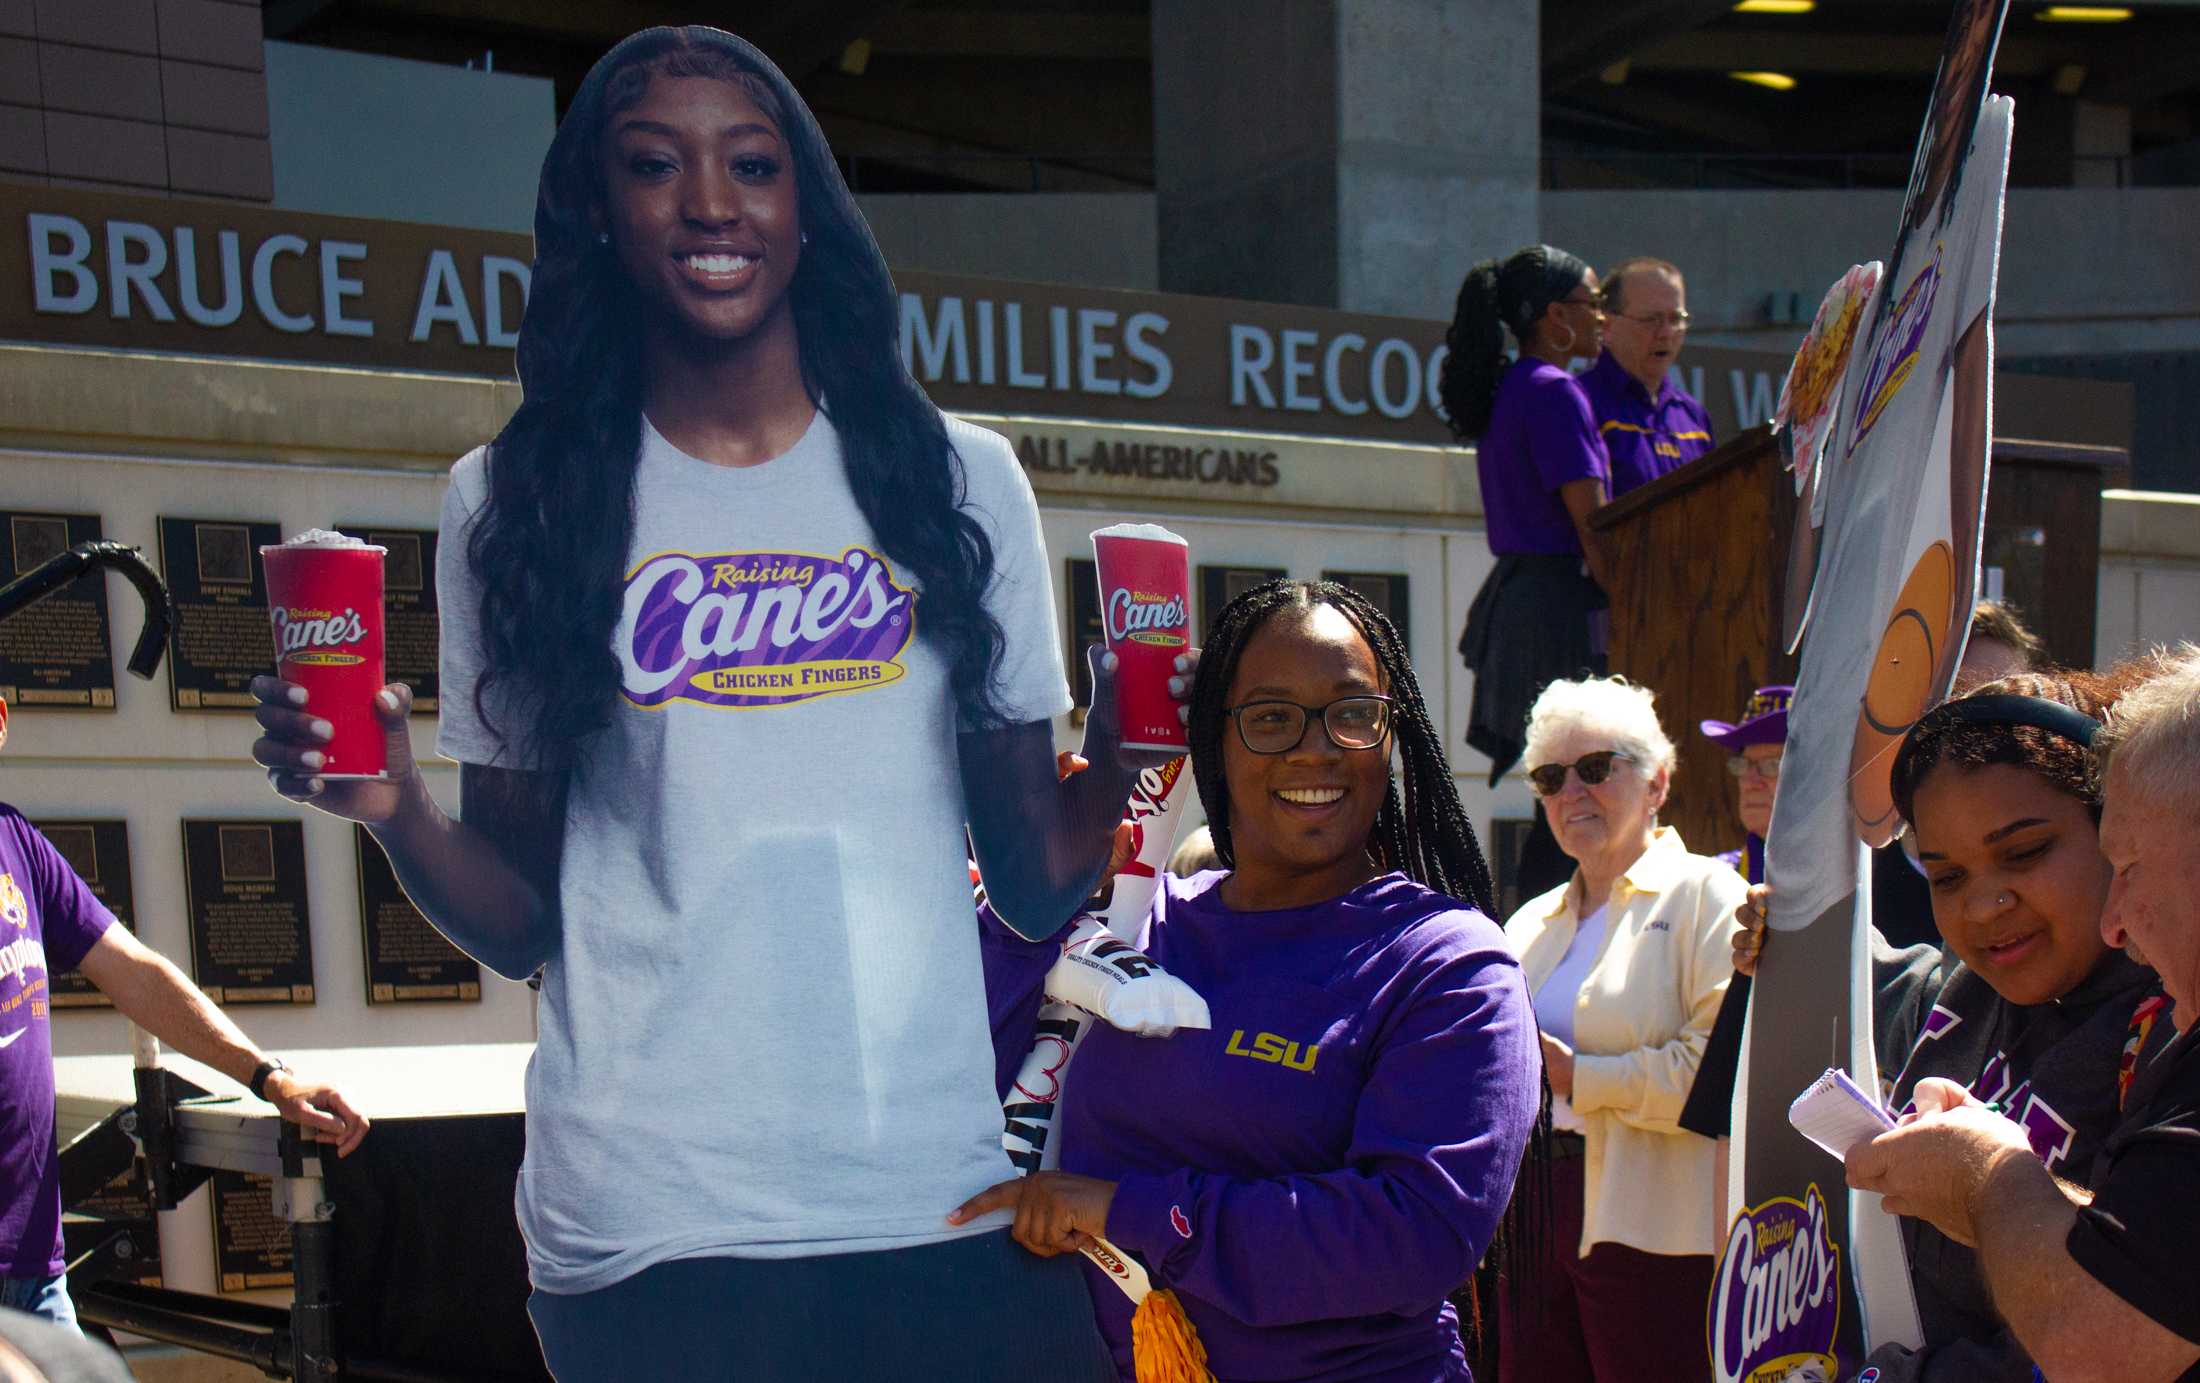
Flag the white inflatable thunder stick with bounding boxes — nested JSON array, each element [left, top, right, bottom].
[[998, 753, 1202, 1172], [1004, 756, 1200, 1153]]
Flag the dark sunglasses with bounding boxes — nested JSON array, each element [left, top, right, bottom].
[[1225, 695, 1393, 755], [1527, 750, 1633, 797]]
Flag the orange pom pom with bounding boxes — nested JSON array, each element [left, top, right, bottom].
[[1130, 1288, 1215, 1383]]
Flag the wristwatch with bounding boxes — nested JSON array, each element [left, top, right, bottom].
[[249, 1058, 290, 1101]]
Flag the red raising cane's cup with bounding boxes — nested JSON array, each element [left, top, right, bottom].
[[1091, 523, 1191, 754], [261, 530, 388, 779]]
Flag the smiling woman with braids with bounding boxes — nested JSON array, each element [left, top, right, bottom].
[[955, 579, 1545, 1383], [242, 24, 1161, 1380]]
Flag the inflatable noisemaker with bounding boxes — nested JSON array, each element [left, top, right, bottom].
[[1002, 756, 1199, 1173], [992, 756, 1215, 1382]]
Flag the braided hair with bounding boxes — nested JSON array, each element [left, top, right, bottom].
[[1188, 578, 1494, 910], [1438, 244, 1592, 443], [1187, 579, 1544, 1368]]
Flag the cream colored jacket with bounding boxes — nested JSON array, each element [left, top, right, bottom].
[[1503, 826, 1744, 1259]]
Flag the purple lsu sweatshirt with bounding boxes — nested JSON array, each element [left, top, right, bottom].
[[981, 869, 1540, 1383]]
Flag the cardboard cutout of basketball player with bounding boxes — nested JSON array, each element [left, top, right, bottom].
[[1713, 3, 2012, 1379]]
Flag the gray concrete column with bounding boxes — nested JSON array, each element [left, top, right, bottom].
[[1153, 0, 1539, 316]]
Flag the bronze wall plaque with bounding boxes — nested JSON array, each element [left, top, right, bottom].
[[0, 511, 116, 709], [181, 820, 315, 1004], [158, 517, 281, 711], [34, 820, 135, 1008], [1321, 570, 1411, 639], [355, 825, 479, 1004], [1065, 557, 1102, 709], [336, 526, 439, 714], [209, 1170, 293, 1292], [1198, 565, 1287, 639]]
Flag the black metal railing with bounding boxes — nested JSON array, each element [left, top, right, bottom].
[[839, 152, 1154, 194], [1543, 151, 2138, 191]]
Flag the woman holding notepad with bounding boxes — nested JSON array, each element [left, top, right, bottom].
[[1732, 663, 2174, 1383]]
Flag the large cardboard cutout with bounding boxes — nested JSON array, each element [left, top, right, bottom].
[[1717, 2, 2012, 1378]]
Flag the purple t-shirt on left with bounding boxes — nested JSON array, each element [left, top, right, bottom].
[[0, 805, 117, 1278], [983, 870, 1540, 1383], [1475, 357, 1609, 556]]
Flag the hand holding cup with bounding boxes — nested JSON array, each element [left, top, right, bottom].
[[251, 677, 419, 824], [1085, 645, 1200, 771]]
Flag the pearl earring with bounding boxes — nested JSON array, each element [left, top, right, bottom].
[[800, 230, 809, 246], [596, 231, 610, 246]]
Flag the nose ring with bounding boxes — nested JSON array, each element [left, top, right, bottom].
[[1995, 892, 2011, 908]]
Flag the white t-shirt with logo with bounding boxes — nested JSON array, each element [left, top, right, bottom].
[[436, 408, 1069, 1293]]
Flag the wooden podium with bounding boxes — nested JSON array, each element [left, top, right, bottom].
[[1588, 425, 2124, 854]]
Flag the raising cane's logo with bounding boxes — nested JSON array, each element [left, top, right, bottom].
[[618, 547, 916, 709], [1845, 247, 1943, 457], [1105, 588, 1188, 648], [1710, 1185, 1842, 1383], [271, 606, 369, 666]]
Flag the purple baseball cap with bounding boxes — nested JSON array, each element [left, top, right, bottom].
[[1701, 685, 1792, 748]]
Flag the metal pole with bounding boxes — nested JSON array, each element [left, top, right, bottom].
[[72, 1287, 284, 1375]]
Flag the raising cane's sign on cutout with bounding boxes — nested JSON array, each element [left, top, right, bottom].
[[1711, 1185, 1843, 1383], [616, 548, 917, 710]]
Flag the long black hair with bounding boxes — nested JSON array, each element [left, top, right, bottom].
[[1186, 579, 1545, 1364], [469, 26, 1008, 768], [1437, 244, 1591, 443]]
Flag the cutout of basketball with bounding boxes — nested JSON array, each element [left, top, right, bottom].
[[1848, 541, 1955, 843]]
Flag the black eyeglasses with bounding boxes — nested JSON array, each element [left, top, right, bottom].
[[1226, 696, 1394, 755], [1527, 750, 1633, 797]]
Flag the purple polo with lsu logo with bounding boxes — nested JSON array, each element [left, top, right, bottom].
[[982, 869, 1540, 1383], [1475, 357, 1610, 556], [0, 805, 117, 1277], [1578, 351, 1716, 497]]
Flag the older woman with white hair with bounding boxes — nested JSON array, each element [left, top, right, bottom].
[[1495, 676, 1744, 1383]]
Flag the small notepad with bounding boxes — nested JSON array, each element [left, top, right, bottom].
[[1788, 1067, 1897, 1160]]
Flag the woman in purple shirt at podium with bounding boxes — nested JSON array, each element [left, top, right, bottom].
[[1442, 245, 1613, 902], [1442, 245, 1611, 784]]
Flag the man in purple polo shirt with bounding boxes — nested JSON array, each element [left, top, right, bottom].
[[1579, 258, 1716, 495], [0, 696, 366, 1335]]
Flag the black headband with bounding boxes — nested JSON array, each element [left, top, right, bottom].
[[1890, 693, 2101, 817], [1504, 246, 1591, 341]]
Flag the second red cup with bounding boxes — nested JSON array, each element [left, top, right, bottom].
[[262, 531, 388, 779], [1091, 523, 1191, 754]]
